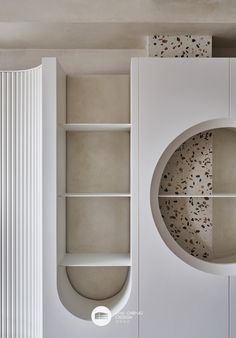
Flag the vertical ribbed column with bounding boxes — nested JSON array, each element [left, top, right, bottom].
[[0, 66, 42, 338]]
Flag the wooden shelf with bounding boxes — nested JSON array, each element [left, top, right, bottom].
[[64, 193, 131, 198], [64, 123, 131, 132], [59, 253, 131, 267], [158, 194, 236, 198]]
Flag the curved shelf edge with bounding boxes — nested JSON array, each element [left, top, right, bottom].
[[0, 64, 42, 73], [210, 254, 236, 264], [57, 266, 132, 320], [151, 118, 236, 276]]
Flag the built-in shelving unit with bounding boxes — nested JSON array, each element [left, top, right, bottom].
[[156, 128, 236, 262], [59, 74, 131, 306]]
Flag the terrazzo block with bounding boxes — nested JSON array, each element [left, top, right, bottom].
[[159, 197, 213, 260], [148, 35, 212, 57], [159, 131, 213, 195]]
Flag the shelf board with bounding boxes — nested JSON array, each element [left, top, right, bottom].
[[64, 193, 131, 198], [158, 194, 236, 198], [64, 123, 131, 132], [59, 253, 131, 267], [210, 254, 236, 264]]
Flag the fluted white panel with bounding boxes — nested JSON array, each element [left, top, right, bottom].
[[0, 66, 42, 338]]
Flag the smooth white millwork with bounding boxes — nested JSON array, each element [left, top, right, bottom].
[[135, 58, 232, 338], [0, 67, 42, 338], [64, 123, 131, 131], [59, 253, 131, 267]]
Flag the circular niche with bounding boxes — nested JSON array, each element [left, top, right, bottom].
[[151, 120, 236, 275]]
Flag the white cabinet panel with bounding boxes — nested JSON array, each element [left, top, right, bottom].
[[136, 58, 229, 338]]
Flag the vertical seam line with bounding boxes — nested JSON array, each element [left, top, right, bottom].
[[229, 59, 231, 118], [137, 58, 140, 338]]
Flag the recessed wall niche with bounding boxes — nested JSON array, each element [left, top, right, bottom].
[[151, 128, 236, 264], [57, 74, 132, 320]]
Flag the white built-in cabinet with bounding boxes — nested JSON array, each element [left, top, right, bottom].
[[133, 58, 236, 338], [43, 57, 236, 338]]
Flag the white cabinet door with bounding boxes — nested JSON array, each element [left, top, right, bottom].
[[135, 58, 230, 338]]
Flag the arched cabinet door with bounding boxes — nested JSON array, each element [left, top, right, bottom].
[[134, 57, 231, 338]]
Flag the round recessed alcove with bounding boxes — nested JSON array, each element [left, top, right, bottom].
[[150, 119, 236, 276]]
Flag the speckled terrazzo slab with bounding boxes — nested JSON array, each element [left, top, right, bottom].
[[159, 131, 213, 195], [159, 197, 213, 260], [148, 35, 212, 58], [157, 128, 236, 262]]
